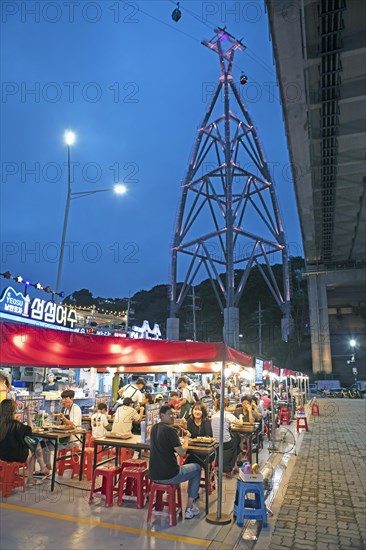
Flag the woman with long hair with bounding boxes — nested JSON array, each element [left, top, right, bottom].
[[186, 403, 213, 439], [0, 399, 49, 485], [211, 397, 241, 476], [183, 403, 214, 468]]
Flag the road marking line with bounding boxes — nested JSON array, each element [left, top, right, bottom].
[[0, 502, 210, 547]]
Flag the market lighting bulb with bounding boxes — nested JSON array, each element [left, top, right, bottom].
[[350, 339, 356, 347], [114, 183, 127, 195], [64, 130, 76, 146]]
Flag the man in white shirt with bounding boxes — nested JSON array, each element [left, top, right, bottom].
[[114, 378, 145, 411], [112, 397, 143, 435], [59, 389, 82, 447]]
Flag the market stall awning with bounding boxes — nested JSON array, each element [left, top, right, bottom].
[[0, 321, 253, 368]]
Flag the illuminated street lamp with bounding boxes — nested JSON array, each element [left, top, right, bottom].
[[350, 339, 356, 348], [55, 131, 126, 298]]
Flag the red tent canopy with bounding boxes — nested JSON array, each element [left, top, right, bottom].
[[0, 321, 253, 369]]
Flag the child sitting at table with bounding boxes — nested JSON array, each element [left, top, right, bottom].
[[91, 403, 109, 438]]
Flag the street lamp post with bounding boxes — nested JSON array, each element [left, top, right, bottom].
[[350, 339, 358, 388], [55, 130, 127, 299], [55, 131, 74, 298]]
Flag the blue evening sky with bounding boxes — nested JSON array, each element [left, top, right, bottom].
[[1, 0, 303, 301]]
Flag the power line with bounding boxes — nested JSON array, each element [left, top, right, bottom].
[[132, 1, 281, 103], [170, 0, 279, 80]]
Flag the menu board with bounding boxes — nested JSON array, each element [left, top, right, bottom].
[[16, 396, 45, 424], [255, 358, 264, 384], [144, 403, 160, 443]]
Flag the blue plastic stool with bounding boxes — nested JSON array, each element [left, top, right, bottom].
[[233, 479, 267, 527]]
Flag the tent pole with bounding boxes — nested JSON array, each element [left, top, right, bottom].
[[206, 360, 231, 524]]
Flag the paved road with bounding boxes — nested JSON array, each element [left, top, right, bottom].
[[256, 399, 366, 550]]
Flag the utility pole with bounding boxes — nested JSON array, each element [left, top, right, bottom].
[[192, 285, 197, 342], [167, 28, 292, 347], [258, 301, 262, 356]]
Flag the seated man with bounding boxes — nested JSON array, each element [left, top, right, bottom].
[[148, 404, 201, 520], [234, 396, 255, 424], [59, 389, 82, 447], [111, 397, 143, 435]]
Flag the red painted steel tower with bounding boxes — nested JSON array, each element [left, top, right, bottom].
[[167, 29, 292, 347]]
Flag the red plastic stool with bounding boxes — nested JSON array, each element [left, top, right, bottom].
[[89, 437, 111, 460], [117, 467, 149, 508], [147, 482, 183, 526], [296, 416, 309, 432], [89, 465, 122, 507], [279, 408, 291, 425], [57, 447, 80, 478], [121, 458, 148, 494], [82, 448, 94, 481], [84, 431, 92, 447], [121, 458, 148, 470], [311, 402, 320, 416], [0, 460, 27, 498]]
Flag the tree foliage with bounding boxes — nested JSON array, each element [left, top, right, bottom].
[[67, 257, 311, 370]]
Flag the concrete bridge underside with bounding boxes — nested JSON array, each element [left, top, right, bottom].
[[266, 0, 366, 380]]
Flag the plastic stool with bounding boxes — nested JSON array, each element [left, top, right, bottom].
[[296, 416, 309, 432], [89, 465, 122, 507], [121, 458, 148, 470], [117, 467, 149, 508], [279, 408, 291, 425], [82, 448, 94, 481], [147, 482, 182, 526], [0, 460, 27, 498], [311, 403, 320, 416], [57, 447, 80, 478], [121, 459, 148, 494], [84, 431, 92, 447], [89, 437, 111, 460], [234, 479, 267, 527]]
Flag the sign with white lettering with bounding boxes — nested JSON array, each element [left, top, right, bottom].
[[0, 286, 77, 329], [129, 320, 162, 340], [255, 358, 264, 384]]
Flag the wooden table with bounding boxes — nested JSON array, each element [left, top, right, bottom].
[[32, 428, 86, 491], [92, 434, 217, 514], [231, 422, 261, 463]]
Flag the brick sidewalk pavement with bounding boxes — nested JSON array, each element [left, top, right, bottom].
[[257, 399, 366, 550]]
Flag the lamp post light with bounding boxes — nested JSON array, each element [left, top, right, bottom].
[[349, 338, 358, 387], [55, 131, 127, 299]]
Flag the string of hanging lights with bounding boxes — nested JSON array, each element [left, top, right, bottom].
[[0, 270, 65, 298], [0, 270, 127, 317]]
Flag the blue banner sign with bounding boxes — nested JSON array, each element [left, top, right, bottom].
[[0, 286, 78, 329]]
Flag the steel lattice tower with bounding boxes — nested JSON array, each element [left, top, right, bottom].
[[167, 29, 292, 348]]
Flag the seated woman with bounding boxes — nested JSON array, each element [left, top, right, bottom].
[[211, 398, 241, 475], [139, 392, 153, 414], [186, 403, 213, 439], [132, 392, 153, 435], [0, 399, 49, 485], [183, 403, 213, 467]]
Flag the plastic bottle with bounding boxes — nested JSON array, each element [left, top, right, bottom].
[[140, 420, 146, 443], [242, 462, 252, 475], [36, 413, 43, 428]]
